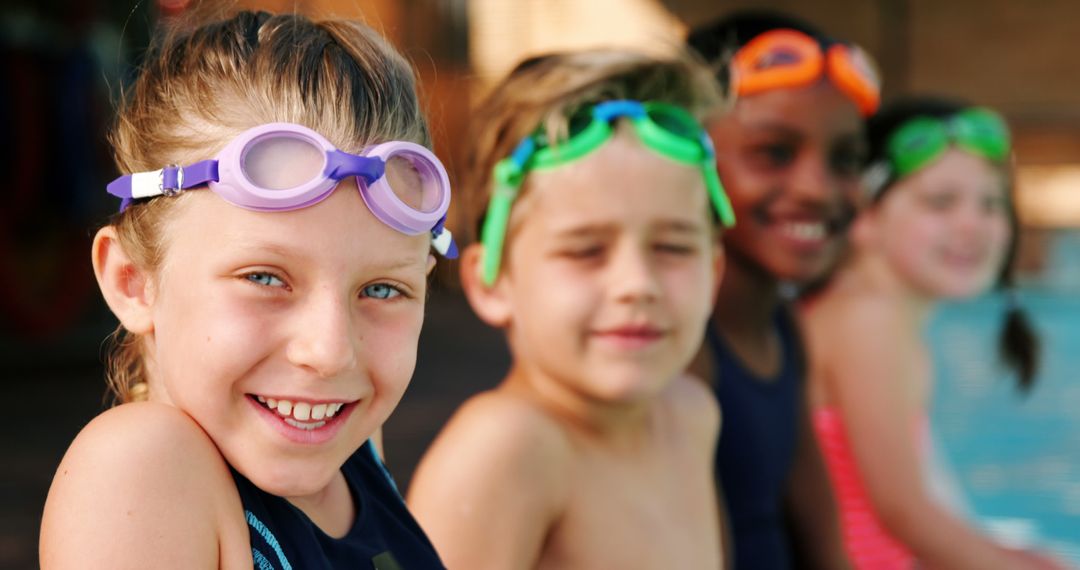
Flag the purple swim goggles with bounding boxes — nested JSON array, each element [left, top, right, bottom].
[[106, 123, 457, 258]]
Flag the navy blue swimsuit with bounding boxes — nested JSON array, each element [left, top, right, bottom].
[[232, 441, 445, 570], [710, 308, 803, 570]]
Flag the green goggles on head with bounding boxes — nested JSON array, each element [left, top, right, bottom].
[[478, 99, 736, 285], [866, 107, 1011, 197]]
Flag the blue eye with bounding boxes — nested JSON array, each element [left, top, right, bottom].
[[362, 283, 402, 300], [245, 272, 286, 288]]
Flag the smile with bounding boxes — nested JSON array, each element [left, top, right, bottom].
[[253, 395, 348, 430], [778, 220, 827, 241]]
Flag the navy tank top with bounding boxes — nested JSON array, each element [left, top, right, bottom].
[[709, 307, 803, 570], [232, 440, 445, 570]]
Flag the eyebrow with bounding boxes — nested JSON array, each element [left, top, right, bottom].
[[226, 239, 426, 271], [549, 219, 706, 239]]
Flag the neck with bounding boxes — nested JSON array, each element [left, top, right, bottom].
[[713, 251, 783, 336], [502, 364, 658, 448]]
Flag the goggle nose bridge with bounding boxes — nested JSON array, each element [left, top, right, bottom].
[[324, 149, 385, 182]]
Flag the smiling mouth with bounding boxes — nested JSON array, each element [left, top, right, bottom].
[[250, 395, 350, 430], [777, 220, 828, 242]]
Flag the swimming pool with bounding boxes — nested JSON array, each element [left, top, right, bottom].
[[928, 289, 1080, 563]]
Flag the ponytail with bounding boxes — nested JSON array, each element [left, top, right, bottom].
[[999, 290, 1038, 393], [997, 204, 1039, 393]]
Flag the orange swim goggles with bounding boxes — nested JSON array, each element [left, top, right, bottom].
[[731, 29, 881, 116]]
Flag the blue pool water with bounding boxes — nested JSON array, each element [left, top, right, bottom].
[[928, 290, 1080, 563]]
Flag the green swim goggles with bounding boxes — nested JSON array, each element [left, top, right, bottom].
[[478, 99, 736, 285], [866, 107, 1011, 197]]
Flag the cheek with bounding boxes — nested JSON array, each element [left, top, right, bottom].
[[988, 216, 1013, 255], [718, 163, 770, 212], [362, 309, 424, 392], [661, 258, 715, 311], [154, 285, 270, 380]]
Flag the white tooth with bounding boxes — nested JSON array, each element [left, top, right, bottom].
[[311, 404, 327, 420], [284, 418, 326, 430], [333, 403, 345, 414], [277, 400, 292, 416], [325, 405, 337, 418], [293, 402, 311, 421], [257, 395, 266, 403], [267, 397, 277, 408]]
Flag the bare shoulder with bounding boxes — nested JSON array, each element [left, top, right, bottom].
[[812, 293, 926, 399], [663, 374, 721, 443], [412, 389, 572, 491], [812, 293, 916, 354], [407, 389, 573, 568], [41, 402, 243, 569]]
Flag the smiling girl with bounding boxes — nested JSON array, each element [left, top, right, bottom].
[[40, 10, 452, 569], [801, 96, 1062, 570]]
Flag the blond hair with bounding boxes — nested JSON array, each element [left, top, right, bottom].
[[459, 49, 726, 244], [103, 10, 429, 404]]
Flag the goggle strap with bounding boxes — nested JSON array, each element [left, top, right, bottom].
[[432, 226, 458, 259], [107, 159, 220, 206], [702, 163, 736, 227], [862, 161, 893, 200], [479, 181, 519, 285]]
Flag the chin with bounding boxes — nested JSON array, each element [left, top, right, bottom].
[[937, 282, 994, 300], [243, 457, 344, 499], [588, 369, 672, 404]]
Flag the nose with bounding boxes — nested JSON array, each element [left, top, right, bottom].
[[608, 241, 661, 304], [286, 289, 358, 378], [789, 151, 835, 205]]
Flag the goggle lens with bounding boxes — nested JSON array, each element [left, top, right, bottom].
[[241, 134, 326, 190], [646, 106, 699, 140], [754, 47, 806, 70], [384, 153, 443, 213], [953, 109, 1010, 159]]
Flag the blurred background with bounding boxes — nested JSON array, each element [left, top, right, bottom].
[[2, 0, 1078, 568]]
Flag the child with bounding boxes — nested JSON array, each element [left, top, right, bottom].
[[802, 96, 1065, 570], [686, 10, 876, 569], [39, 10, 453, 569], [406, 50, 733, 568]]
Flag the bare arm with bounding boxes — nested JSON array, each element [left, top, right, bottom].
[[827, 301, 1042, 570], [40, 403, 246, 569], [406, 392, 570, 570]]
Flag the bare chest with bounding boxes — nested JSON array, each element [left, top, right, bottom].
[[540, 445, 721, 569]]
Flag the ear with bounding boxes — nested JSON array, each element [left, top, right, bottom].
[[92, 226, 156, 335], [426, 253, 437, 275], [458, 243, 513, 328]]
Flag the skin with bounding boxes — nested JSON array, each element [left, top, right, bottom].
[[703, 79, 864, 569], [803, 149, 1066, 569], [408, 128, 725, 569], [40, 175, 435, 568]]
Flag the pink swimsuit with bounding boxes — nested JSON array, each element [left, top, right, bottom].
[[813, 407, 917, 570]]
